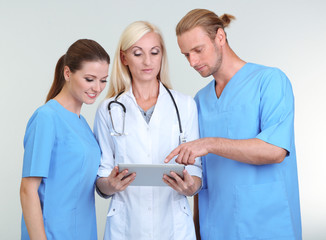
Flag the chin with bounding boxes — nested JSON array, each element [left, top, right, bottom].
[[199, 71, 212, 78], [84, 99, 97, 105]]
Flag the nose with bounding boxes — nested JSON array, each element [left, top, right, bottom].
[[143, 53, 151, 65], [92, 81, 101, 92], [188, 54, 198, 68]]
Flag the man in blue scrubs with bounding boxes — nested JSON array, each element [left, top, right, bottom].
[[165, 9, 302, 240]]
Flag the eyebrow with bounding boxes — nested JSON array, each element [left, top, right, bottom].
[[85, 74, 108, 79], [85, 74, 97, 78], [181, 44, 204, 55]]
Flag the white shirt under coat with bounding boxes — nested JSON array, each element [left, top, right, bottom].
[[94, 82, 202, 240]]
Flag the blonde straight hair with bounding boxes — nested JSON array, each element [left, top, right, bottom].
[[106, 21, 172, 98]]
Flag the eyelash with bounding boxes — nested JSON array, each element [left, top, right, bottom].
[[86, 78, 107, 83], [133, 51, 160, 57]]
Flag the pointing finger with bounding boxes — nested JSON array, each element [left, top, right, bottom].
[[165, 147, 181, 163]]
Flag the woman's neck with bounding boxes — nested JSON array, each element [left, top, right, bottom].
[[132, 80, 159, 111], [54, 87, 82, 116]]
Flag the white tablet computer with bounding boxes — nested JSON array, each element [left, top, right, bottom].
[[118, 163, 185, 187]]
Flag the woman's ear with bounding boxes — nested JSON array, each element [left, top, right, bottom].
[[63, 66, 71, 81], [120, 50, 128, 66]]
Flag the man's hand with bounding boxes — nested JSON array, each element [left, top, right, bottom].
[[164, 139, 209, 165]]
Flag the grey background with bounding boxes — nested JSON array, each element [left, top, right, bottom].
[[1, 0, 325, 239]]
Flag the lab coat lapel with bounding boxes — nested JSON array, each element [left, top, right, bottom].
[[148, 82, 169, 128]]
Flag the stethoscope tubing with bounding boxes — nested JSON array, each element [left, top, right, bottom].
[[108, 82, 183, 138]]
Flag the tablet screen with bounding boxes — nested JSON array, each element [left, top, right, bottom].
[[118, 163, 185, 186]]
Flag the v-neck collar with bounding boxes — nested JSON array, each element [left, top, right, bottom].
[[210, 63, 250, 103]]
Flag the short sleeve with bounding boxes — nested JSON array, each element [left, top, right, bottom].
[[22, 109, 55, 178], [256, 68, 295, 154]]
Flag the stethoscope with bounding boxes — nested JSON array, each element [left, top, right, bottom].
[[108, 83, 187, 144]]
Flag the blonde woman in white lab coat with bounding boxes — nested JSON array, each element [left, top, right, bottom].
[[94, 21, 202, 240]]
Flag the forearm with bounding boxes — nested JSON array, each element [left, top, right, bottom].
[[20, 182, 47, 240], [205, 137, 287, 165]]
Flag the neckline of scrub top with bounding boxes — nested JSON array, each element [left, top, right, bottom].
[[49, 99, 83, 120], [210, 62, 250, 103]]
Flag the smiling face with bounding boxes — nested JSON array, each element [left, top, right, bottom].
[[177, 26, 223, 78], [121, 32, 162, 83], [64, 60, 109, 106]]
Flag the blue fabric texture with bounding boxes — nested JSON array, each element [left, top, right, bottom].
[[195, 63, 302, 240], [21, 99, 100, 240]]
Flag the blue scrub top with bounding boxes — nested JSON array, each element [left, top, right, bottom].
[[21, 99, 100, 240], [195, 63, 302, 240]]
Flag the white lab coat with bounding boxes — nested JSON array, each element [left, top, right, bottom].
[[94, 82, 202, 240]]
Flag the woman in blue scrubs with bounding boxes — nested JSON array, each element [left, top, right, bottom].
[[20, 39, 110, 240]]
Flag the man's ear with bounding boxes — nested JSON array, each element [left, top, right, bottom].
[[215, 28, 227, 46]]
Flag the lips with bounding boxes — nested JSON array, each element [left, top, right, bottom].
[[142, 69, 153, 73], [195, 65, 205, 72], [86, 92, 97, 99]]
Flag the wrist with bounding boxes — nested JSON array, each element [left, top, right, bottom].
[[188, 176, 202, 196], [204, 137, 214, 153]]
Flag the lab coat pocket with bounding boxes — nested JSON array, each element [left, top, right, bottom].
[[105, 199, 126, 239], [173, 198, 196, 239], [166, 123, 180, 149], [159, 123, 180, 161], [235, 181, 295, 239], [179, 198, 192, 216]]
